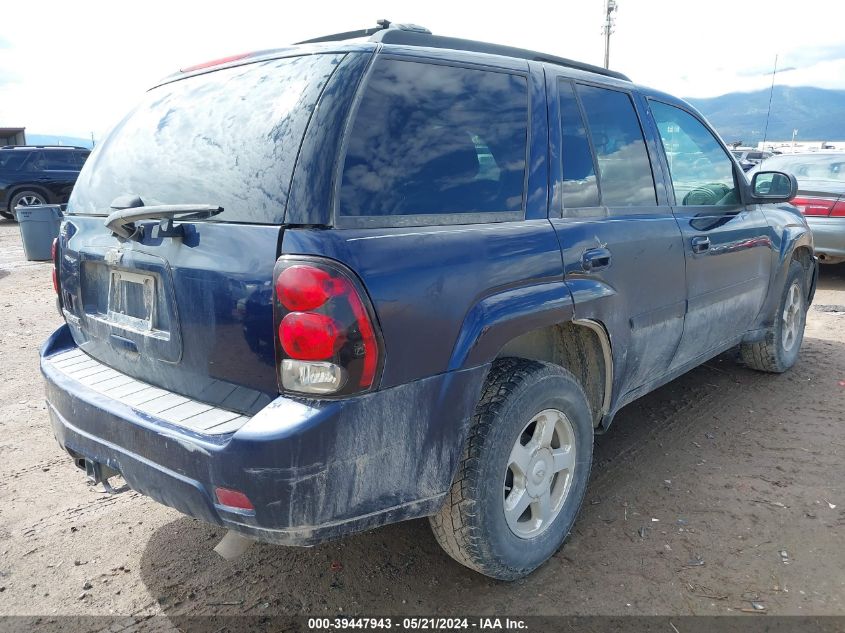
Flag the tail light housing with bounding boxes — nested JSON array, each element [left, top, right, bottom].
[[51, 237, 60, 296], [831, 200, 845, 217], [791, 196, 837, 216], [273, 257, 382, 397]]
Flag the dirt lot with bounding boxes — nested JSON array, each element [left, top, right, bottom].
[[1, 218, 843, 621]]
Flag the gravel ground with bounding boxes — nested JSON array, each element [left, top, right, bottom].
[[0, 218, 843, 621]]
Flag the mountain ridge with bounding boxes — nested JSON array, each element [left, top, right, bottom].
[[685, 86, 845, 144]]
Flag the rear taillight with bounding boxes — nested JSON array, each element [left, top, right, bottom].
[[792, 196, 835, 216], [180, 52, 251, 73], [831, 200, 845, 217], [51, 237, 59, 295], [273, 258, 382, 397]]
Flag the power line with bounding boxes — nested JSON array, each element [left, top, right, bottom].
[[761, 53, 778, 149]]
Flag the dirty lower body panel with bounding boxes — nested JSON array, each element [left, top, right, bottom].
[[41, 324, 488, 545]]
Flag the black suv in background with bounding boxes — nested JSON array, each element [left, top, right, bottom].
[[0, 145, 90, 219]]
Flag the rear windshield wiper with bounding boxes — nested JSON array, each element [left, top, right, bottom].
[[105, 200, 223, 240]]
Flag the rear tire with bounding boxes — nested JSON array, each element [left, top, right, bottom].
[[8, 189, 48, 221], [741, 260, 807, 373], [429, 358, 593, 580]]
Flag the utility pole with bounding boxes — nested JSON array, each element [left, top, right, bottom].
[[603, 0, 618, 69]]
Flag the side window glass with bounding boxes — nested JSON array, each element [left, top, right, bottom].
[[576, 85, 657, 207], [557, 80, 600, 210], [650, 100, 738, 206], [43, 152, 76, 170], [26, 152, 47, 171], [74, 151, 90, 169], [339, 58, 529, 218]]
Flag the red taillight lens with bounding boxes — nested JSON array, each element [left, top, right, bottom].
[[214, 487, 254, 511], [280, 312, 342, 360], [51, 237, 59, 295], [273, 260, 382, 396], [276, 265, 337, 311], [792, 196, 835, 216], [831, 200, 845, 217]]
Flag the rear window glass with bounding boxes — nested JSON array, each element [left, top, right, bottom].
[[339, 58, 528, 218], [761, 154, 845, 182], [68, 54, 344, 222]]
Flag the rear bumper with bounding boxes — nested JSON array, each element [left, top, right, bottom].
[[41, 325, 486, 545], [807, 216, 845, 260]]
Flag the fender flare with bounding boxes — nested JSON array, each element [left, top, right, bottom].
[[447, 281, 575, 372]]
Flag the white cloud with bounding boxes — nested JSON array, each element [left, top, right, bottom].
[[0, 0, 843, 138]]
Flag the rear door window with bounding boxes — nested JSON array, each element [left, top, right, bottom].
[[43, 151, 78, 170], [339, 58, 529, 221], [576, 84, 657, 207], [68, 54, 345, 223]]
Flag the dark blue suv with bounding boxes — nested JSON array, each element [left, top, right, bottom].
[[41, 23, 816, 580]]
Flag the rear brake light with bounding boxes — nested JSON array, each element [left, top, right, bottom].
[[273, 258, 382, 396], [280, 312, 342, 360], [831, 200, 845, 217], [181, 53, 251, 73], [792, 196, 835, 216]]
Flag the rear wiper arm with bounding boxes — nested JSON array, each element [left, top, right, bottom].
[[105, 204, 223, 240]]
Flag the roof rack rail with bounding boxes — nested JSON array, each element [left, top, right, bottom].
[[1, 144, 89, 150], [295, 19, 431, 45], [295, 20, 630, 82], [373, 29, 631, 82]]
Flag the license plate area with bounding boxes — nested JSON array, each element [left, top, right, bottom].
[[78, 251, 182, 363], [107, 269, 156, 331]]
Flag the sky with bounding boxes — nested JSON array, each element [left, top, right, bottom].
[[1, 0, 844, 140]]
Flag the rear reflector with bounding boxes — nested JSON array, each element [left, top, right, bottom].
[[792, 196, 835, 216], [181, 53, 251, 73], [214, 487, 254, 511]]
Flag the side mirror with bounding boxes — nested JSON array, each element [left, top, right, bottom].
[[750, 171, 798, 203]]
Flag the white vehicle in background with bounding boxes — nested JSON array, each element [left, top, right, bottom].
[[731, 148, 773, 171]]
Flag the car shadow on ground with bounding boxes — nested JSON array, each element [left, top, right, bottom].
[[134, 358, 759, 617], [137, 265, 845, 619]]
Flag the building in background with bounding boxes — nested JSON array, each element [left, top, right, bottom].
[[0, 127, 26, 146]]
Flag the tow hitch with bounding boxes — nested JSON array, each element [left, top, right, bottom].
[[76, 457, 125, 494]]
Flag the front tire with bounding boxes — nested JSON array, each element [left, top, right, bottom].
[[741, 260, 808, 373], [430, 358, 593, 580]]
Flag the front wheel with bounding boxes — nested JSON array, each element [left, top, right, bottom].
[[741, 259, 808, 373], [429, 358, 593, 580]]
